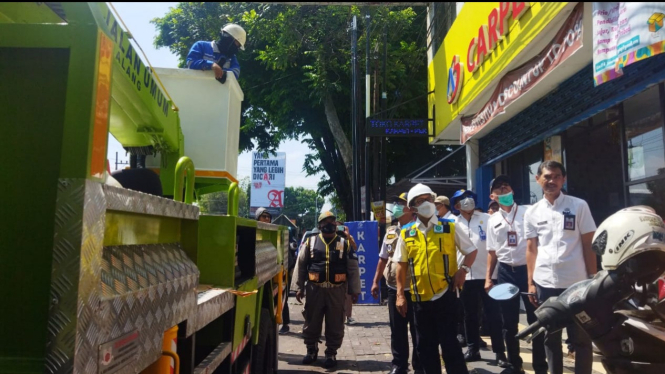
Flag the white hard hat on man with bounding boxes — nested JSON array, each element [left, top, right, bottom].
[[221, 23, 246, 50]]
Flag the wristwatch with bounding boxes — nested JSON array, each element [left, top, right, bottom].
[[460, 265, 471, 273]]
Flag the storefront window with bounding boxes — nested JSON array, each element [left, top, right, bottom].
[[629, 180, 665, 218], [624, 85, 665, 181], [528, 160, 543, 204]]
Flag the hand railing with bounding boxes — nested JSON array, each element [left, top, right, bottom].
[[174, 156, 195, 204]]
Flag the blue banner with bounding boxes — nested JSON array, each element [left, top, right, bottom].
[[346, 221, 380, 304]]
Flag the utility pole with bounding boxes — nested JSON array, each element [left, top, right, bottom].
[[380, 24, 387, 210], [364, 8, 371, 221], [351, 15, 360, 221]]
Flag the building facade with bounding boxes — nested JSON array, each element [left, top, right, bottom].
[[429, 2, 665, 223]]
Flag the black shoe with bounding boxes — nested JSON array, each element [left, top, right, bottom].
[[464, 349, 481, 362], [479, 339, 488, 348], [457, 334, 467, 347], [302, 348, 318, 364], [279, 324, 290, 335], [495, 353, 509, 368], [323, 354, 337, 368], [413, 371, 425, 374]]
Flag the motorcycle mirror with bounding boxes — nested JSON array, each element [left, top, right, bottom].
[[489, 283, 520, 301]]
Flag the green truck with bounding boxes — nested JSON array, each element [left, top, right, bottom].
[[1, 3, 286, 374]]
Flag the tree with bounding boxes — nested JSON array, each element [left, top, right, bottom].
[[282, 186, 320, 231], [153, 3, 449, 218]]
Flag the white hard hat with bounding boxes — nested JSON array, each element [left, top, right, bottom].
[[593, 206, 665, 283], [407, 183, 435, 207], [222, 23, 246, 50]]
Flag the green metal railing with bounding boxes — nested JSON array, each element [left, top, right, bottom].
[[174, 156, 195, 204]]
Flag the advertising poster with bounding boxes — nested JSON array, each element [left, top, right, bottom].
[[250, 152, 286, 217], [346, 221, 380, 304], [593, 2, 665, 85]]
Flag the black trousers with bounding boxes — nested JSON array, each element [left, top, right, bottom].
[[413, 290, 468, 374], [537, 283, 593, 374], [461, 279, 505, 353], [387, 288, 422, 372], [497, 263, 547, 373]]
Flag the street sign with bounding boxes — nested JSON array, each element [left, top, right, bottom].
[[366, 118, 429, 137]]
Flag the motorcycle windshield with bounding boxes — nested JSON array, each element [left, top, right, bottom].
[[559, 279, 594, 306]]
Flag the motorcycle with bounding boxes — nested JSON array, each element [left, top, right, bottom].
[[490, 267, 665, 374]]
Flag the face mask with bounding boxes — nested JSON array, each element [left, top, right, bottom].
[[216, 32, 239, 57], [416, 201, 436, 218], [497, 191, 514, 206], [459, 197, 476, 212], [320, 223, 336, 234], [392, 204, 405, 219]]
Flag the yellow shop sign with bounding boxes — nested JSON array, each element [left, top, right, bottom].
[[429, 2, 571, 143]]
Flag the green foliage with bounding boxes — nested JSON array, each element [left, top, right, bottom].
[[152, 3, 449, 217], [281, 186, 321, 231]]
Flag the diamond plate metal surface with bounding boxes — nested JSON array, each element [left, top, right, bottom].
[[103, 185, 199, 220], [45, 180, 199, 374], [255, 241, 279, 287], [256, 221, 278, 231], [184, 289, 235, 337], [193, 341, 231, 374]]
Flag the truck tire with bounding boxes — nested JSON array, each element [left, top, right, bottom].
[[252, 308, 276, 374]]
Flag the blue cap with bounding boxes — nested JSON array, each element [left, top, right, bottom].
[[451, 189, 477, 207]]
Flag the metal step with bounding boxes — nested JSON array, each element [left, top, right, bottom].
[[193, 341, 232, 374], [184, 288, 235, 337]]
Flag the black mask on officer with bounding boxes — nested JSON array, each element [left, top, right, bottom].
[[216, 31, 239, 57], [320, 222, 336, 234]]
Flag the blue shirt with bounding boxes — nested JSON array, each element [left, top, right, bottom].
[[186, 41, 240, 79]]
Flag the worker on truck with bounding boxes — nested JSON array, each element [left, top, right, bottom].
[[186, 23, 246, 82], [292, 211, 361, 369], [255, 207, 272, 223]]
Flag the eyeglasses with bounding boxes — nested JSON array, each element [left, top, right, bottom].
[[414, 196, 434, 206]]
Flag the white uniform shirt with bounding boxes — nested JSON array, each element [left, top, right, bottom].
[[486, 204, 531, 266], [524, 193, 597, 289], [393, 215, 477, 300], [455, 212, 498, 280], [379, 223, 409, 291]]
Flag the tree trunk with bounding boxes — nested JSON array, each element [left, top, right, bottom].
[[323, 94, 353, 181], [311, 131, 354, 218]]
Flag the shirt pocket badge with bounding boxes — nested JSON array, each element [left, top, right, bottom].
[[434, 224, 444, 233]]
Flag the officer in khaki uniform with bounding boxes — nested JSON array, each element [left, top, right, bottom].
[[291, 211, 361, 369], [394, 183, 478, 374], [371, 193, 422, 374]]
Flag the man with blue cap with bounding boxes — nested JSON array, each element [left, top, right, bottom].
[[451, 189, 507, 368]]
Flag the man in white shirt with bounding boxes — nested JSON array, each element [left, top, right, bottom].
[[435, 195, 453, 219], [525, 161, 596, 374], [394, 183, 478, 374], [371, 193, 422, 374], [485, 175, 547, 374], [451, 189, 507, 368]]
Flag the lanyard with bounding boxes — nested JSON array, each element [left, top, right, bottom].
[[502, 204, 519, 230]]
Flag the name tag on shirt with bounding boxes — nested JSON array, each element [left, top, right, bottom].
[[507, 231, 518, 247], [478, 225, 486, 241], [336, 241, 344, 251], [537, 221, 548, 225], [564, 214, 576, 231]]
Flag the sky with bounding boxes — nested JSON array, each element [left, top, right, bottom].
[[107, 2, 331, 211]]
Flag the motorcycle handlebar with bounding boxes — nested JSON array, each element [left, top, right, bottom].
[[516, 320, 543, 340]]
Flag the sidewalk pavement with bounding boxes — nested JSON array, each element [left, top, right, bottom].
[[277, 296, 607, 373]]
